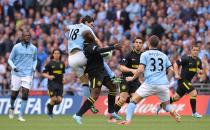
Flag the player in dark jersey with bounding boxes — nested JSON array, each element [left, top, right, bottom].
[[157, 45, 203, 118], [42, 49, 65, 119], [110, 37, 143, 122], [72, 30, 121, 124]]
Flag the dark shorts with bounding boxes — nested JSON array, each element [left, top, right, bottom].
[[119, 78, 140, 94], [48, 82, 63, 97], [89, 71, 116, 93], [89, 71, 104, 89], [176, 79, 195, 97]]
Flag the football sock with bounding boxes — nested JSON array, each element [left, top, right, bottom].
[[170, 97, 175, 104], [19, 100, 27, 117], [10, 99, 15, 109], [126, 101, 136, 121], [108, 93, 116, 113], [190, 96, 196, 113], [165, 104, 172, 112], [77, 97, 95, 116], [104, 62, 115, 78], [114, 100, 124, 113], [47, 103, 54, 114]]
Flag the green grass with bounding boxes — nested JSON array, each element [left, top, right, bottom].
[[0, 115, 209, 130]]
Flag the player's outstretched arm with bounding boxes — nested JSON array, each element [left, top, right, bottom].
[[173, 62, 181, 79], [167, 66, 174, 80], [126, 65, 144, 82]]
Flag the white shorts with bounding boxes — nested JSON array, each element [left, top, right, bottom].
[[136, 83, 170, 102], [11, 75, 33, 91], [68, 51, 87, 77]]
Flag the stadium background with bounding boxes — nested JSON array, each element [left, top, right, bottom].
[[0, 0, 210, 118]]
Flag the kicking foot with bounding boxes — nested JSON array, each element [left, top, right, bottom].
[[111, 112, 122, 120], [170, 110, 181, 122], [72, 114, 82, 125], [18, 116, 26, 122], [192, 112, 202, 118], [90, 105, 99, 114], [9, 108, 14, 119], [108, 115, 117, 123]]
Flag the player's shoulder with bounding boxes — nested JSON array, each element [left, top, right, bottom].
[[12, 42, 21, 50], [30, 43, 37, 49], [14, 42, 22, 47], [181, 55, 190, 61]]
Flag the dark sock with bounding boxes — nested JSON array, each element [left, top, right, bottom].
[[47, 103, 54, 114], [10, 99, 15, 109], [77, 97, 94, 116], [170, 97, 175, 104], [190, 97, 196, 113], [160, 97, 175, 108], [114, 101, 123, 113], [108, 94, 115, 113]]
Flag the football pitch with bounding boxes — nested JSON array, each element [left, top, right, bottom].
[[0, 115, 209, 130]]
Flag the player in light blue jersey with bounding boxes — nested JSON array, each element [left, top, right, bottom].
[[66, 16, 117, 114], [8, 30, 37, 122], [119, 35, 181, 125]]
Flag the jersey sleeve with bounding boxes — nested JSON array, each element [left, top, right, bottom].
[[62, 63, 65, 73], [8, 45, 17, 69], [139, 52, 146, 66], [176, 56, 188, 66], [84, 44, 97, 54], [120, 53, 130, 66], [43, 62, 51, 73]]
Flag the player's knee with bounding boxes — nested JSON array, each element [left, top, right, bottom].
[[189, 90, 197, 97], [119, 96, 127, 104], [173, 94, 180, 101], [92, 92, 100, 100], [56, 97, 62, 104]]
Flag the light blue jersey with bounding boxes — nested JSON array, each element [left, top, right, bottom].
[[66, 23, 95, 52], [140, 49, 172, 85], [8, 42, 38, 77]]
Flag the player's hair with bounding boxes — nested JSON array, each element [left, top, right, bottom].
[[82, 30, 95, 43], [149, 35, 159, 47], [133, 37, 143, 43], [191, 43, 200, 49], [81, 15, 94, 24], [51, 49, 62, 60]]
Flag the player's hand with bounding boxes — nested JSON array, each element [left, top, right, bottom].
[[126, 76, 134, 82], [48, 75, 55, 80], [175, 74, 181, 80], [130, 69, 136, 75]]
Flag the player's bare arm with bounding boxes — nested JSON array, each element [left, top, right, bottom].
[[126, 64, 144, 82], [173, 62, 181, 79]]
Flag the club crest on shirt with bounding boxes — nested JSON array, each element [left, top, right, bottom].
[[60, 64, 63, 69]]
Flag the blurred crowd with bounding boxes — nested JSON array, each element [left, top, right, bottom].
[[0, 0, 209, 95]]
